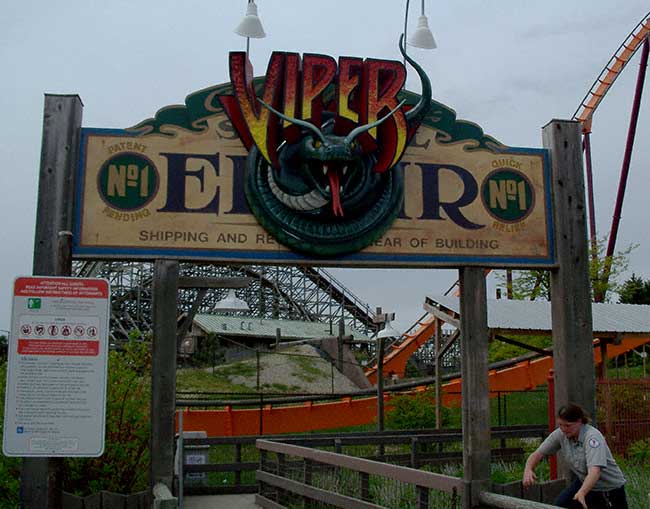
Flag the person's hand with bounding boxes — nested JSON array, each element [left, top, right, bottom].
[[573, 491, 587, 509], [522, 468, 537, 487]]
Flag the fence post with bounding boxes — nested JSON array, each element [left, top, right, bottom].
[[459, 267, 491, 509], [259, 450, 268, 500], [547, 370, 557, 480], [544, 119, 596, 478], [360, 472, 370, 502], [178, 411, 184, 507], [234, 443, 242, 488], [151, 260, 180, 492], [411, 437, 419, 468], [417, 486, 429, 509], [302, 458, 312, 509]]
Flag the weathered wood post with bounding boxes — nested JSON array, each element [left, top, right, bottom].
[[459, 267, 490, 509], [151, 260, 179, 491], [434, 318, 443, 429], [23, 94, 83, 509], [543, 124, 595, 398], [543, 119, 595, 476]]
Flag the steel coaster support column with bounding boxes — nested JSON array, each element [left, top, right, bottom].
[[601, 38, 649, 299], [151, 260, 179, 491], [23, 94, 83, 509], [543, 120, 595, 476], [582, 132, 599, 269], [459, 267, 490, 508]]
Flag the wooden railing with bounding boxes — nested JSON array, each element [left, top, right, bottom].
[[256, 439, 463, 509], [179, 425, 547, 496], [254, 440, 566, 509]]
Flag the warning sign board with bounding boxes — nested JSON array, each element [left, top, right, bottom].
[[3, 276, 110, 457]]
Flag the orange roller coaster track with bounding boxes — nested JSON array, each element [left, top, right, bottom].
[[573, 12, 650, 133], [178, 337, 649, 437]]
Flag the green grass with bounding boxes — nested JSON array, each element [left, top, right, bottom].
[[176, 368, 254, 393], [287, 354, 327, 383]]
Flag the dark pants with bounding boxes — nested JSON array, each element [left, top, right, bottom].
[[555, 478, 628, 508]]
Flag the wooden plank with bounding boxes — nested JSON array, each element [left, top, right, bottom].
[[184, 461, 257, 473], [255, 494, 286, 509], [459, 267, 490, 509], [543, 120, 595, 475], [257, 471, 384, 509], [184, 485, 258, 496], [83, 492, 102, 509], [101, 490, 127, 509], [151, 260, 180, 490], [539, 479, 567, 505], [61, 492, 83, 509], [24, 93, 83, 509], [423, 300, 461, 328], [478, 491, 560, 509], [523, 483, 542, 502], [124, 491, 150, 509], [256, 440, 462, 493]]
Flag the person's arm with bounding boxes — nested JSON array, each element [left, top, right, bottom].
[[573, 466, 601, 509], [522, 450, 544, 487]]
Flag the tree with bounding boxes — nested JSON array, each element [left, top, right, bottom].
[[618, 274, 650, 304], [62, 340, 151, 495], [496, 237, 636, 302]]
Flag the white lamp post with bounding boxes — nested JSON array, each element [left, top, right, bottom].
[[234, 0, 266, 56], [408, 0, 437, 49], [213, 288, 250, 313]]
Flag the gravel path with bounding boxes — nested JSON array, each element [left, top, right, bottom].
[[219, 343, 361, 394]]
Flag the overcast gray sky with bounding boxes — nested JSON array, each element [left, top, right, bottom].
[[1, 1, 649, 332]]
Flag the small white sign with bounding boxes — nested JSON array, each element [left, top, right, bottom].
[[3, 276, 110, 457]]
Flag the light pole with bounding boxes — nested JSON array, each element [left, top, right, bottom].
[[234, 0, 266, 57], [373, 309, 399, 432]]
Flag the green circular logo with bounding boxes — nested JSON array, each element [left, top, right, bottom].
[[482, 169, 534, 223], [98, 153, 158, 210]]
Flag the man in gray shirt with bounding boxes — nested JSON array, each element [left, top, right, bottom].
[[523, 403, 627, 508]]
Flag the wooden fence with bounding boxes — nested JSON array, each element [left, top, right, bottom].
[[255, 440, 567, 509], [256, 438, 463, 509], [179, 425, 547, 496], [61, 490, 149, 508]]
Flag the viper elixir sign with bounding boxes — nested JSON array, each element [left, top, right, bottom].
[[73, 41, 554, 267], [3, 277, 110, 457]]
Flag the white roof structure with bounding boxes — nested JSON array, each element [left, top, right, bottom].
[[193, 314, 370, 341], [425, 296, 650, 337]]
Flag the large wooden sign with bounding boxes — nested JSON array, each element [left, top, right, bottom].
[[73, 46, 554, 268]]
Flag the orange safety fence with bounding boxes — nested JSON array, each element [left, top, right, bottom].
[[178, 337, 650, 436]]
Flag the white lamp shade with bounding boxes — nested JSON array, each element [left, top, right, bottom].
[[214, 289, 250, 312], [234, 1, 266, 39], [408, 15, 437, 49], [376, 321, 401, 340]]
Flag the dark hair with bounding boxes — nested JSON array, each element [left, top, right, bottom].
[[557, 403, 591, 424]]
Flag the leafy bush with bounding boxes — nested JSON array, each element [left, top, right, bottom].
[[627, 438, 650, 465], [0, 362, 21, 507], [62, 340, 151, 495], [385, 391, 448, 430]]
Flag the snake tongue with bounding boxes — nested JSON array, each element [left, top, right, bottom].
[[325, 164, 344, 217]]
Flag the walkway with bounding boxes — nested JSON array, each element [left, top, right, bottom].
[[184, 494, 258, 508]]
